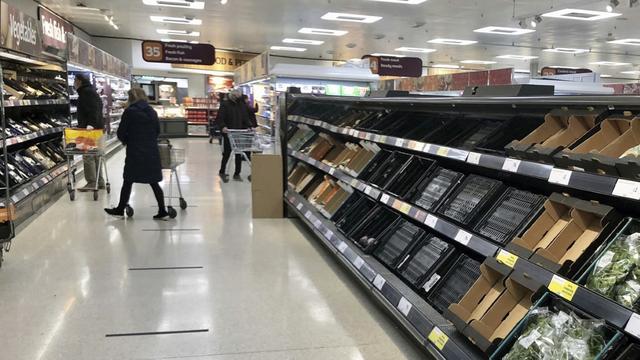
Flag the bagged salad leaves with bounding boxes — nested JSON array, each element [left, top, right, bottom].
[[503, 307, 608, 360], [585, 233, 640, 308]]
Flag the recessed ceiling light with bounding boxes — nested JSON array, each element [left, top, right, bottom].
[[161, 38, 187, 43], [428, 38, 477, 46], [367, 0, 428, 4], [474, 26, 535, 35], [298, 28, 348, 36], [432, 64, 460, 69], [460, 60, 497, 64], [142, 0, 205, 10], [321, 12, 382, 23], [541, 8, 621, 21], [621, 70, 640, 75], [590, 61, 630, 66], [270, 46, 307, 52], [514, 69, 531, 73], [156, 29, 200, 36], [547, 65, 582, 69], [496, 54, 538, 60], [543, 47, 589, 54], [150, 16, 202, 25], [394, 47, 436, 53], [600, 74, 612, 78], [283, 38, 324, 45], [370, 53, 406, 57], [608, 38, 640, 46]]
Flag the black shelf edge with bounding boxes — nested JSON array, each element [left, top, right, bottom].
[[1, 127, 64, 148], [289, 115, 640, 204], [2, 162, 68, 206], [288, 148, 640, 344], [285, 190, 482, 360], [3, 99, 69, 107]]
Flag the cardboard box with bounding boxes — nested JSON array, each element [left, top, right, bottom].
[[252, 154, 283, 219], [529, 114, 596, 157], [0, 204, 16, 222], [507, 112, 570, 154]]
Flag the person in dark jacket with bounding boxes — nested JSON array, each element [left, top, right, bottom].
[[74, 74, 105, 191], [216, 89, 254, 182], [104, 87, 168, 220]]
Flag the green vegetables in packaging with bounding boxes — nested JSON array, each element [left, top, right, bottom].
[[503, 307, 608, 360]]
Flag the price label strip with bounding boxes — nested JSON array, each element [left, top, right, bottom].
[[337, 241, 348, 253], [625, 313, 640, 339], [436, 147, 450, 157], [467, 152, 482, 165], [548, 275, 578, 301], [502, 158, 522, 173], [424, 214, 438, 228], [613, 179, 640, 200], [373, 274, 386, 291], [353, 256, 365, 269], [380, 193, 390, 204], [455, 230, 472, 246], [397, 297, 412, 317], [400, 203, 411, 215], [496, 249, 518, 268], [428, 327, 449, 351], [548, 168, 572, 186]]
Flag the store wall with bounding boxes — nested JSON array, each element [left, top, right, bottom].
[[15, 0, 93, 42]]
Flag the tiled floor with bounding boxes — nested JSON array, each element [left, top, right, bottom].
[[0, 138, 425, 360]]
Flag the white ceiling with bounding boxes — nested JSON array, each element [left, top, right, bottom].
[[38, 0, 640, 78]]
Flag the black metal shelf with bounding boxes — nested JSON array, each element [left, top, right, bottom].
[[289, 115, 640, 204], [1, 127, 64, 148], [286, 190, 482, 360], [3, 99, 69, 107], [287, 148, 640, 348]]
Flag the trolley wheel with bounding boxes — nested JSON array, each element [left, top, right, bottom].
[[67, 183, 72, 193], [106, 184, 111, 194], [69, 190, 76, 201], [93, 191, 99, 201], [179, 198, 188, 210], [125, 205, 134, 218], [168, 206, 177, 219]]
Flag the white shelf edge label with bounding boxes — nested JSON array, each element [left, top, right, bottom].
[[467, 152, 482, 165], [304, 210, 312, 219], [455, 229, 473, 246], [423, 144, 432, 153], [296, 203, 303, 210], [337, 241, 348, 253], [502, 158, 522, 173], [425, 214, 438, 228], [397, 297, 412, 317], [364, 186, 373, 196], [329, 168, 336, 175], [373, 274, 386, 291], [549, 168, 572, 186], [625, 312, 640, 338], [380, 193, 390, 204], [395, 138, 404, 147], [354, 256, 365, 270], [324, 230, 334, 240], [613, 179, 640, 200]]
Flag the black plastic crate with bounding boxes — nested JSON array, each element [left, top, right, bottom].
[[385, 156, 437, 200], [437, 175, 505, 226], [349, 206, 401, 253], [373, 220, 425, 267], [397, 235, 456, 289], [367, 152, 412, 189], [335, 195, 377, 236], [473, 188, 546, 245], [448, 120, 503, 150], [358, 149, 392, 182], [413, 167, 464, 212], [426, 254, 482, 314]]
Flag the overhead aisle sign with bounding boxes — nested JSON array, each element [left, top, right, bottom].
[[142, 41, 215, 66]]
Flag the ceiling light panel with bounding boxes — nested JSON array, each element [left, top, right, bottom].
[[156, 29, 200, 36], [270, 46, 307, 52], [543, 47, 589, 54], [474, 26, 535, 35], [590, 61, 630, 66], [298, 28, 348, 36], [321, 12, 382, 23], [460, 60, 497, 64], [367, 0, 428, 4], [541, 8, 621, 21], [394, 47, 436, 53], [496, 54, 538, 60], [600, 74, 612, 78], [608, 39, 640, 46], [150, 16, 202, 25], [161, 38, 187, 42], [432, 64, 460, 69], [621, 71, 640, 75], [428, 38, 477, 46], [370, 53, 406, 57], [283, 38, 324, 45], [142, 0, 205, 9]]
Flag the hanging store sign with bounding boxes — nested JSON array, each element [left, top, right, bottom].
[[541, 67, 593, 76], [142, 41, 215, 66], [0, 1, 42, 57], [172, 50, 254, 72], [38, 6, 73, 55], [364, 55, 423, 78]]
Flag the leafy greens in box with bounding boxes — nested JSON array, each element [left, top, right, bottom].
[[586, 233, 640, 309]]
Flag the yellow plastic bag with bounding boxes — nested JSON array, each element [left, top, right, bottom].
[[64, 128, 105, 152]]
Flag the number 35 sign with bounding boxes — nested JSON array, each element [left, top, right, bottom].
[[142, 41, 215, 66]]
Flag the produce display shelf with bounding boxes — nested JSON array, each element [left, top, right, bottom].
[[0, 162, 68, 207], [285, 190, 483, 360], [287, 148, 640, 345], [1, 127, 64, 147], [288, 115, 640, 203], [3, 99, 69, 107]]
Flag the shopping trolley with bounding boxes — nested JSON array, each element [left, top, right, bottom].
[[158, 139, 187, 219], [226, 129, 270, 180], [64, 128, 111, 202]]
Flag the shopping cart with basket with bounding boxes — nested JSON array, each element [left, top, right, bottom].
[[226, 129, 270, 181], [64, 128, 111, 201], [158, 139, 187, 219]]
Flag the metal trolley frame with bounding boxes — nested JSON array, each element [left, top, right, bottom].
[[159, 139, 188, 219], [63, 128, 111, 201]]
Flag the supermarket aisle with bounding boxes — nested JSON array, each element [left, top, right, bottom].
[[0, 138, 424, 360]]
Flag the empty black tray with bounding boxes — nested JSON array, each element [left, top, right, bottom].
[[398, 235, 456, 289], [367, 151, 412, 189], [385, 156, 438, 200], [437, 175, 504, 225], [413, 167, 464, 212], [350, 206, 401, 253], [335, 195, 377, 236], [358, 150, 392, 181], [473, 187, 546, 244], [426, 254, 482, 314], [374, 219, 424, 267]]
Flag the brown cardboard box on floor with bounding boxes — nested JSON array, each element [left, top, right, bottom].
[[252, 154, 284, 219]]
